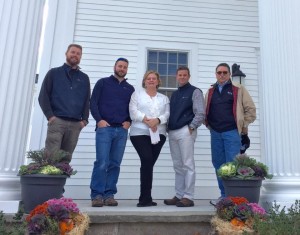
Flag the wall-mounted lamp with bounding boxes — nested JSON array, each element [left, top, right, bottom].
[[231, 63, 246, 85]]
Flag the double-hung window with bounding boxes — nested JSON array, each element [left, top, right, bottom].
[[147, 50, 188, 98]]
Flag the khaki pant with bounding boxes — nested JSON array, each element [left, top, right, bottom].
[[45, 117, 82, 162]]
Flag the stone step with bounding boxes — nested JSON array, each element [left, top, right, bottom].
[[77, 199, 216, 235]]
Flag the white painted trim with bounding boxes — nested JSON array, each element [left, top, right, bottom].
[[29, 0, 78, 150]]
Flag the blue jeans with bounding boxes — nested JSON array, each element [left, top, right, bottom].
[[90, 127, 128, 199], [210, 129, 241, 197]]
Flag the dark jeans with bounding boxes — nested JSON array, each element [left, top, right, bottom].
[[130, 134, 166, 204], [90, 127, 128, 199]]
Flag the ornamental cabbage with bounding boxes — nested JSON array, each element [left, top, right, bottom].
[[39, 165, 62, 175], [217, 163, 237, 178]]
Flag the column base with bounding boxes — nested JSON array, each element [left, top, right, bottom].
[[0, 174, 21, 201], [260, 177, 300, 209]]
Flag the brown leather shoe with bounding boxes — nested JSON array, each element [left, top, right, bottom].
[[104, 197, 118, 206], [176, 198, 194, 207], [91, 196, 103, 207], [164, 196, 180, 205]]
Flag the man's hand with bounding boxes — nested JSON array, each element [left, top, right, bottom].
[[97, 120, 110, 128], [122, 121, 131, 129], [48, 116, 56, 124]]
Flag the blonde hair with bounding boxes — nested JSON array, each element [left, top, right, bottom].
[[142, 70, 161, 89]]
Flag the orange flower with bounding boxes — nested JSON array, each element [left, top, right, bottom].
[[231, 217, 245, 227], [59, 219, 74, 235], [26, 202, 49, 221], [229, 196, 249, 205]]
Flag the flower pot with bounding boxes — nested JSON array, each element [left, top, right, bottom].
[[20, 174, 68, 213], [222, 178, 262, 203]]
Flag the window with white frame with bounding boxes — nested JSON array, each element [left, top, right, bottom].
[[147, 50, 188, 98]]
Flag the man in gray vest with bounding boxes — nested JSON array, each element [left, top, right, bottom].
[[164, 66, 205, 207]]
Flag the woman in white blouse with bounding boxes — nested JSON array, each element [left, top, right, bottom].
[[129, 70, 170, 207]]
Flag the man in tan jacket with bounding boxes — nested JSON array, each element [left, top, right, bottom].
[[205, 63, 256, 205]]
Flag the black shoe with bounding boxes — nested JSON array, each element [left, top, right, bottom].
[[137, 201, 157, 207]]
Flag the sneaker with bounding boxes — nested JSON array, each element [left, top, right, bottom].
[[164, 196, 180, 205], [137, 201, 157, 207], [176, 198, 194, 207], [91, 196, 103, 207], [104, 197, 118, 206], [210, 196, 223, 206]]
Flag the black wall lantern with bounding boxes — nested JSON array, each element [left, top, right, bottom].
[[231, 63, 246, 84]]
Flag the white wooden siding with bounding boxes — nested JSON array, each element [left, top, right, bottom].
[[64, 0, 260, 200]]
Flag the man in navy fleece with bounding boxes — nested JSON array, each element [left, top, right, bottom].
[[90, 58, 134, 207], [39, 44, 90, 162]]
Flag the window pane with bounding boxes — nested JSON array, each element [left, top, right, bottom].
[[158, 64, 167, 75], [148, 51, 157, 63], [167, 76, 177, 87], [168, 64, 177, 76], [168, 52, 177, 64], [148, 63, 157, 71], [158, 52, 167, 63], [160, 75, 167, 87], [178, 53, 188, 64]]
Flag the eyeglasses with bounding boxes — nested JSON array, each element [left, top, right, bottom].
[[217, 71, 228, 75], [216, 71, 229, 75]]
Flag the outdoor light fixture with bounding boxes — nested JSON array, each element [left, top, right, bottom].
[[231, 63, 246, 85]]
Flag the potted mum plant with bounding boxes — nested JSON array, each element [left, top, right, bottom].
[[211, 196, 267, 235], [217, 154, 273, 203], [18, 149, 77, 213], [26, 197, 89, 235]]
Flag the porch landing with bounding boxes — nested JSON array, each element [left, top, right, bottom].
[[77, 199, 216, 235]]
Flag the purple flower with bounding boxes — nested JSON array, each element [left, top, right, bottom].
[[54, 162, 76, 176], [27, 214, 48, 234]]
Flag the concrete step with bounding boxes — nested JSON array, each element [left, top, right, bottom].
[[77, 199, 216, 235]]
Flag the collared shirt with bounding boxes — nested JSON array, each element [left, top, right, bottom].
[[217, 80, 230, 93]]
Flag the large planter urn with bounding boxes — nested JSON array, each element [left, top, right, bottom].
[[20, 174, 68, 213], [222, 178, 262, 203]]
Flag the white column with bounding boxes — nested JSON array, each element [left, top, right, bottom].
[[258, 0, 300, 205], [0, 0, 45, 201]]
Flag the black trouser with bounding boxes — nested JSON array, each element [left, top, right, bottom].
[[130, 134, 166, 204]]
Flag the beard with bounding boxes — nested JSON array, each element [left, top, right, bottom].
[[114, 69, 127, 78], [66, 56, 80, 67]]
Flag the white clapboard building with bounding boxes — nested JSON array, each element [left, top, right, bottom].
[[1, 0, 300, 206]]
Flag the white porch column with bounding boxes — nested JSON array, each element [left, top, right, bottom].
[[0, 0, 45, 201], [258, 0, 300, 205]]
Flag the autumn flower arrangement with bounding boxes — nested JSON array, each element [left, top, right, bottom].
[[211, 196, 266, 235], [18, 149, 76, 176], [217, 154, 273, 180], [26, 197, 89, 235]]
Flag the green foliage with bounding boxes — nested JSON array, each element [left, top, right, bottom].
[[18, 148, 76, 176], [217, 154, 273, 180], [0, 211, 26, 235], [26, 149, 70, 165], [252, 200, 300, 235]]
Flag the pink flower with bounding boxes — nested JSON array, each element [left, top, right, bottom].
[[248, 203, 266, 215]]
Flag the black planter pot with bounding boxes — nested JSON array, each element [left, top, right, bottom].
[[222, 178, 262, 203], [20, 174, 68, 213]]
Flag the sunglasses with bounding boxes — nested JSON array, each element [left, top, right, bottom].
[[216, 71, 229, 75]]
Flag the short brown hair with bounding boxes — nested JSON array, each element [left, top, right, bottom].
[[176, 66, 190, 76], [67, 44, 82, 52], [142, 70, 161, 89]]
